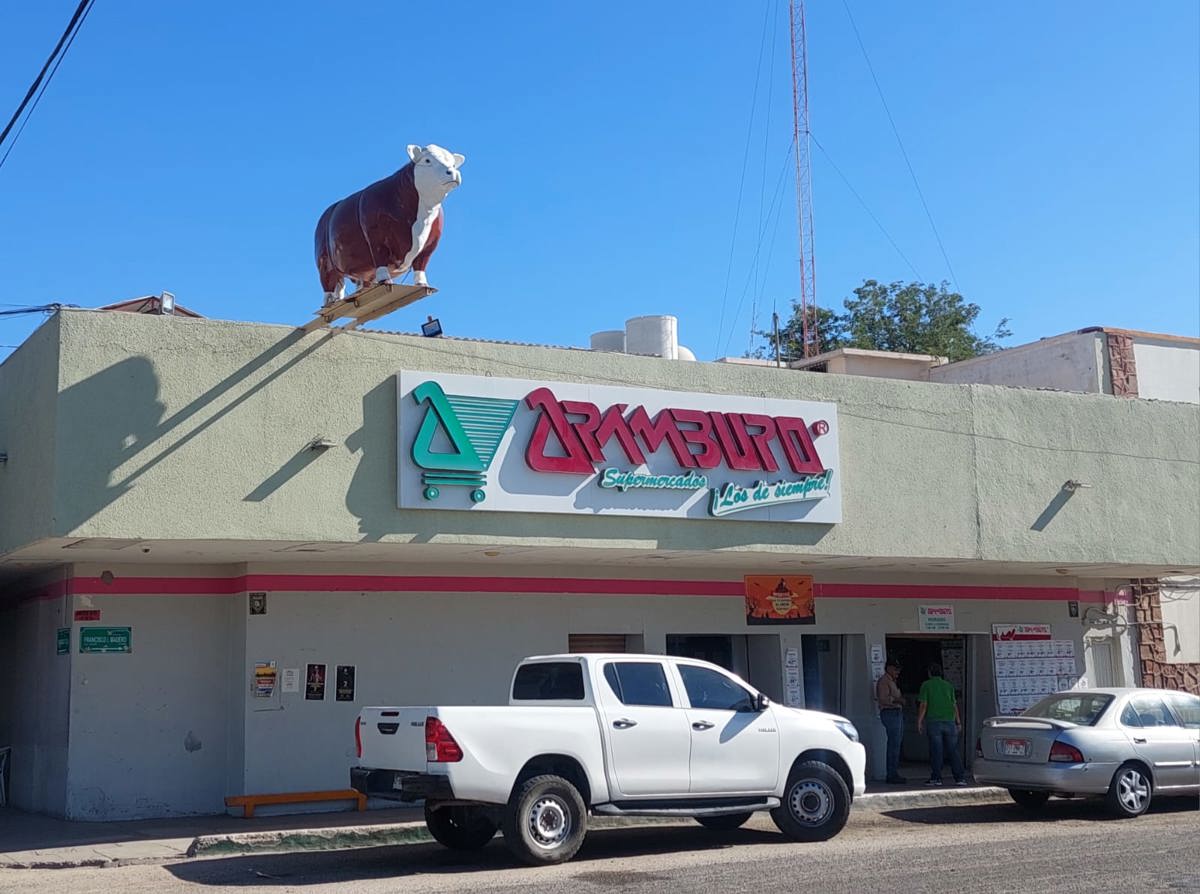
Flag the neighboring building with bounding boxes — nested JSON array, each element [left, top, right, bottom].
[[929, 326, 1200, 404], [0, 309, 1197, 820]]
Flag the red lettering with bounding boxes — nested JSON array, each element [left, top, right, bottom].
[[775, 416, 825, 475], [627, 406, 696, 468], [740, 414, 780, 473], [709, 412, 764, 471], [562, 400, 604, 463], [668, 408, 722, 469], [524, 388, 594, 474], [593, 404, 645, 464]]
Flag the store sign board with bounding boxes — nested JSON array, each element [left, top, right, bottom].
[[56, 628, 70, 655], [745, 575, 816, 625], [79, 626, 131, 653], [397, 372, 842, 523], [991, 623, 1052, 641], [918, 605, 955, 632]]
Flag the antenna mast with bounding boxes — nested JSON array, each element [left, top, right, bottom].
[[789, 0, 819, 358]]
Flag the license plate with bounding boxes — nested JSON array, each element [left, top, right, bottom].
[[1001, 738, 1030, 757]]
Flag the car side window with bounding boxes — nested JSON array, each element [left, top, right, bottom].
[[1128, 695, 1177, 728], [1119, 703, 1142, 728], [1165, 693, 1200, 729], [603, 662, 674, 708], [678, 665, 756, 712]]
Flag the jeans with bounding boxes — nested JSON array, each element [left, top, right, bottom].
[[879, 709, 903, 779], [926, 719, 965, 782]]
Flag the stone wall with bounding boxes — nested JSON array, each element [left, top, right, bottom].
[[1134, 579, 1200, 694]]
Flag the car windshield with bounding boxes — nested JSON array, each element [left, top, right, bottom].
[[1022, 693, 1113, 725]]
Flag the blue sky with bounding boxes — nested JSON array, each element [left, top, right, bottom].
[[1, 1, 1197, 361]]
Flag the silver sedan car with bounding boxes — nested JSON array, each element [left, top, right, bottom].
[[973, 688, 1200, 817]]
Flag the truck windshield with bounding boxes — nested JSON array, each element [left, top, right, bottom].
[[512, 662, 585, 701], [1022, 693, 1113, 726]]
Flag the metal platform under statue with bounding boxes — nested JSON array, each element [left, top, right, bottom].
[[301, 283, 436, 332]]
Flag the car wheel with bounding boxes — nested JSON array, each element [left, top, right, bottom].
[[695, 812, 753, 831], [1106, 763, 1152, 818], [501, 774, 588, 865], [1008, 789, 1050, 811], [424, 802, 498, 850], [770, 760, 851, 842]]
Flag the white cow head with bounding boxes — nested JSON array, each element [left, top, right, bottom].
[[407, 143, 464, 203]]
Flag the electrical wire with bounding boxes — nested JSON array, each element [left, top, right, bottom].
[[840, 0, 959, 290], [810, 131, 923, 280], [714, 3, 774, 360], [0, 0, 96, 173]]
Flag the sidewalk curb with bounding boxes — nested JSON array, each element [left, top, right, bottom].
[[4, 787, 1010, 869], [188, 787, 1007, 860]]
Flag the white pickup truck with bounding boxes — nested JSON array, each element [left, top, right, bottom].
[[351, 653, 866, 865]]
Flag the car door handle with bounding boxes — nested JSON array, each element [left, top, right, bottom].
[[1133, 737, 1147, 744], [692, 721, 715, 731], [612, 719, 637, 729]]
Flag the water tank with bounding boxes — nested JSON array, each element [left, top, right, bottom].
[[590, 330, 626, 353], [625, 315, 678, 360]]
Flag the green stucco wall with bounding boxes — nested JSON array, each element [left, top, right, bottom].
[[22, 309, 1200, 569]]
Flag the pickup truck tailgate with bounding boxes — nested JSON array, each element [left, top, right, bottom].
[[358, 707, 430, 772]]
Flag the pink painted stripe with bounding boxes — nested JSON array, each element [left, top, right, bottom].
[[814, 583, 1096, 602], [19, 573, 1104, 603]]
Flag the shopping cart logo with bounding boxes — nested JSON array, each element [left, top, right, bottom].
[[409, 381, 520, 504]]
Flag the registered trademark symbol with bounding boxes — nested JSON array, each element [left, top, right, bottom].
[[810, 420, 829, 437]]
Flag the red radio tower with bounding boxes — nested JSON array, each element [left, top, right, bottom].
[[789, 0, 820, 358]]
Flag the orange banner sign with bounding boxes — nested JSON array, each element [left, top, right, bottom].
[[744, 575, 816, 625]]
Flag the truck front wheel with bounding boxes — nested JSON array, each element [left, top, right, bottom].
[[770, 760, 851, 842], [424, 802, 498, 850], [502, 774, 588, 865]]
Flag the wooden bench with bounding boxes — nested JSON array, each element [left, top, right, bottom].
[[224, 789, 367, 818]]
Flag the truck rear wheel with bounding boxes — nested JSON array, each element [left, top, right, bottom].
[[424, 802, 498, 850], [770, 760, 850, 842], [501, 774, 587, 865]]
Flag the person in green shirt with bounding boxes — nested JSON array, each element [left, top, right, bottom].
[[916, 663, 968, 786]]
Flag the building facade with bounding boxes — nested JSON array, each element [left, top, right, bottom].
[[1, 309, 1197, 819]]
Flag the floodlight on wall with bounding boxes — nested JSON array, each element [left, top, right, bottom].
[[160, 291, 176, 315], [1062, 479, 1092, 492], [421, 315, 443, 338], [306, 436, 337, 452]]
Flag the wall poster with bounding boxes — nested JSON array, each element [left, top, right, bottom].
[[336, 665, 356, 702], [991, 624, 1080, 715], [745, 576, 816, 625], [281, 668, 300, 693], [305, 663, 327, 700], [254, 661, 277, 698]]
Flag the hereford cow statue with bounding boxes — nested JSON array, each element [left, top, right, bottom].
[[314, 143, 464, 303]]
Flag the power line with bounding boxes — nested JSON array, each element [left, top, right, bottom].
[[810, 131, 923, 280], [0, 0, 96, 172], [840, 0, 960, 291], [714, 3, 774, 360]]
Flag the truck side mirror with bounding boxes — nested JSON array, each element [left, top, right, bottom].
[[756, 693, 770, 711]]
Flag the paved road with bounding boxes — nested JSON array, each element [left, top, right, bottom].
[[3, 796, 1197, 893]]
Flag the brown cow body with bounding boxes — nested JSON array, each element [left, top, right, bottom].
[[313, 144, 463, 300]]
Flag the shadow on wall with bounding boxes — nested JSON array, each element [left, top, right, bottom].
[[344, 377, 834, 552], [55, 330, 332, 535]]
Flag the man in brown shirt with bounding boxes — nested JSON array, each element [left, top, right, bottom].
[[876, 658, 906, 783]]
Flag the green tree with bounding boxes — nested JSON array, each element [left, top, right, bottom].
[[758, 280, 1010, 363]]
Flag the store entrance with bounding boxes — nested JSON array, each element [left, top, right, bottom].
[[884, 635, 972, 771]]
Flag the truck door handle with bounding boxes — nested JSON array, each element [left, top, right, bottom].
[[1133, 737, 1147, 744], [612, 719, 637, 729], [692, 721, 715, 731]]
